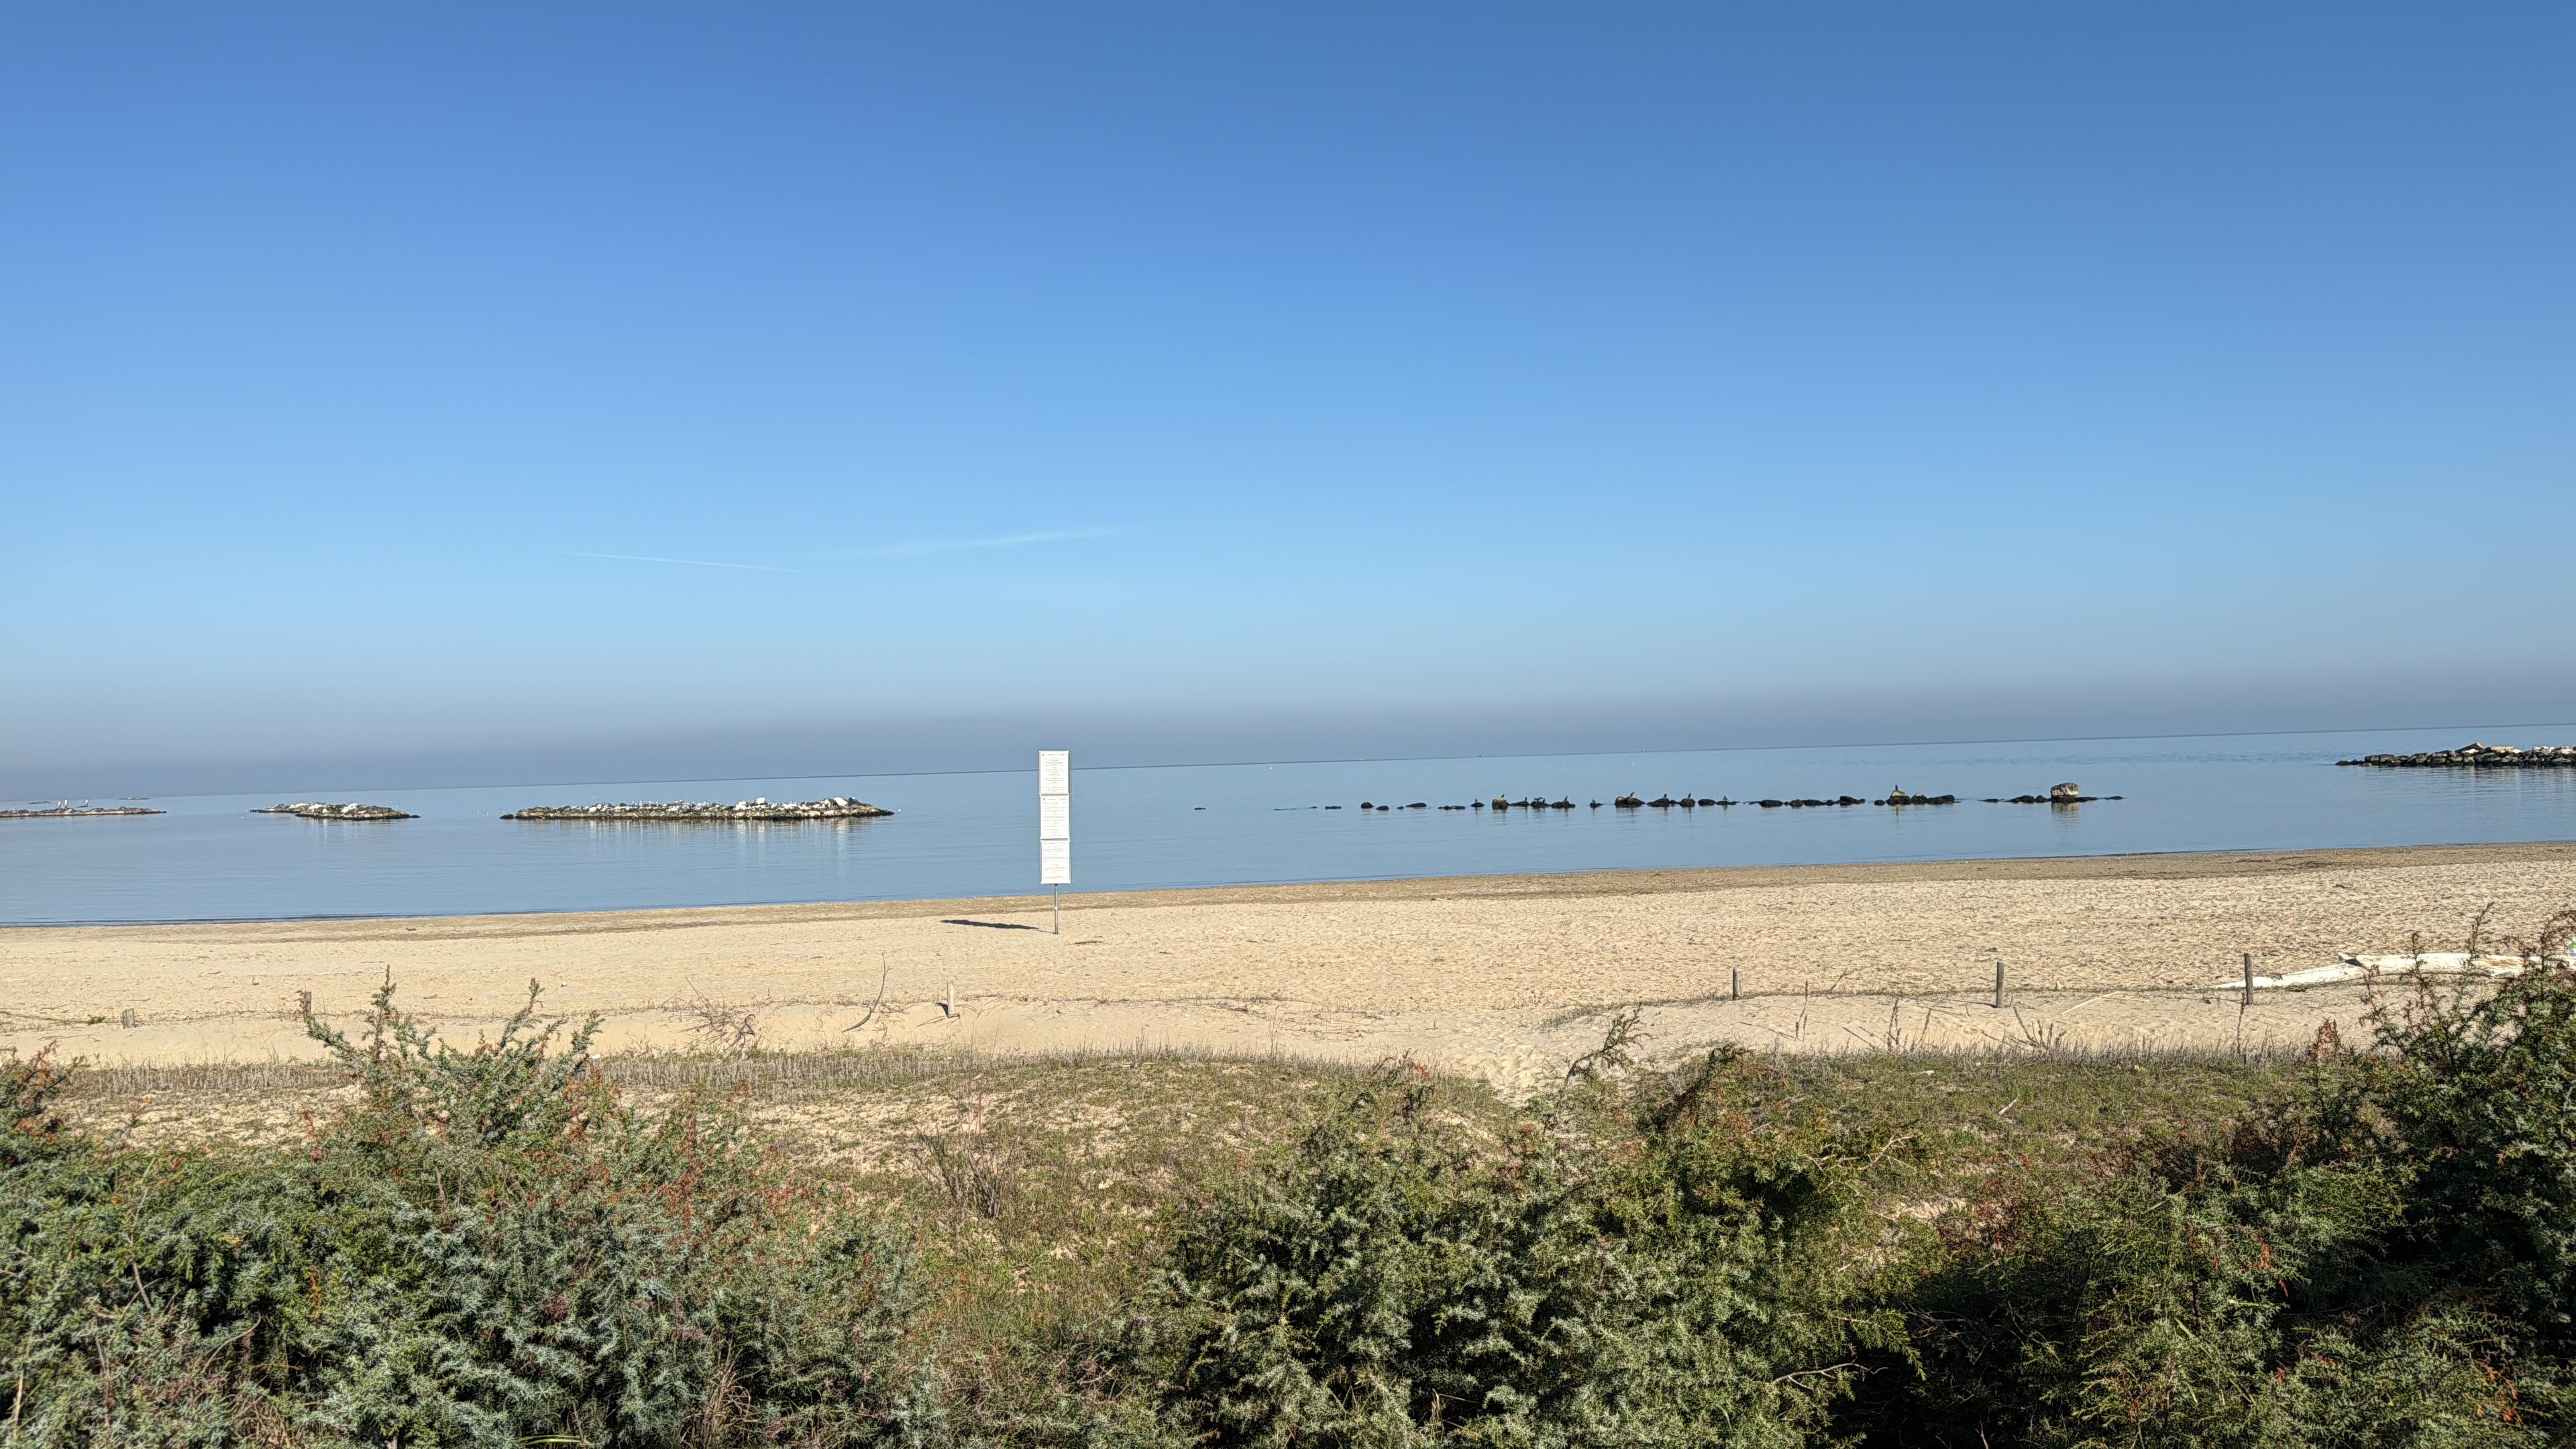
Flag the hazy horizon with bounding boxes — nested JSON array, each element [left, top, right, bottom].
[[15, 676, 2575, 802], [5, 6, 2569, 795]]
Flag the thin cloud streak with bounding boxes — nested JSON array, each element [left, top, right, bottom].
[[560, 551, 799, 573], [857, 525, 1126, 559]]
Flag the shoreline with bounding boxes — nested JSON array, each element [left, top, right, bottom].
[[9, 841, 2572, 1089], [12, 838, 2573, 934]]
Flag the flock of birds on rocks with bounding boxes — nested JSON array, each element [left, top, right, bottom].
[[500, 797, 892, 821], [1313, 782, 2116, 812], [11, 797, 903, 823], [15, 784, 2131, 824], [0, 797, 905, 823], [0, 801, 164, 818], [255, 801, 417, 820], [2337, 742, 2576, 769]]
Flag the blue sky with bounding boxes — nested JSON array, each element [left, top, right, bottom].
[[4, 4, 2571, 793]]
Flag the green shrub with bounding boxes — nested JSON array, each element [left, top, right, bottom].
[[1854, 1127, 2535, 1446], [1129, 1034, 1899, 1448], [1850, 934, 2576, 1448], [0, 979, 946, 1448], [2353, 918, 2576, 1356]]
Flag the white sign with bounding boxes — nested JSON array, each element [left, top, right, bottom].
[[1038, 749, 1071, 885]]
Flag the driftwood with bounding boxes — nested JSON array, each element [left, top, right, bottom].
[[843, 958, 894, 1032]]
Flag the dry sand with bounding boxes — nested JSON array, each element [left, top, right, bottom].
[[6, 843, 2571, 1093]]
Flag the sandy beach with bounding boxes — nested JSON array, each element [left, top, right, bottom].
[[5, 841, 2570, 1091]]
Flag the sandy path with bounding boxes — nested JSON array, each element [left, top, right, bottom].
[[6, 843, 2569, 1092]]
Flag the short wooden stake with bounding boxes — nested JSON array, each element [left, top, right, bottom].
[[1731, 967, 1739, 1002], [2243, 953, 2254, 1008], [1993, 959, 2004, 1010]]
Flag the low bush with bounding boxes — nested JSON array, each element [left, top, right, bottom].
[[1127, 1026, 1901, 1448], [0, 977, 944, 1448], [1849, 918, 2576, 1448]]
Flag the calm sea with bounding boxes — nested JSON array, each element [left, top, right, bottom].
[[5, 724, 2572, 925]]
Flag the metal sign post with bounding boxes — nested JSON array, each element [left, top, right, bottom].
[[1038, 749, 1071, 933]]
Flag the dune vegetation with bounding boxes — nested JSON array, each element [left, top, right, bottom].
[[4, 906, 2571, 1447]]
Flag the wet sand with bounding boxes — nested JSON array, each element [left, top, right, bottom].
[[6, 842, 2570, 1093]]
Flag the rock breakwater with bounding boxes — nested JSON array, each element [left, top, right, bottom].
[[254, 802, 416, 820], [2338, 743, 2576, 769], [501, 796, 892, 821], [1330, 784, 2121, 812], [2, 803, 164, 819]]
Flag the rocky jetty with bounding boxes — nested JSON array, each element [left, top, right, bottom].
[[2, 803, 163, 819], [254, 802, 416, 820], [2337, 742, 2576, 769], [501, 796, 892, 822], [1330, 786, 2123, 812]]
